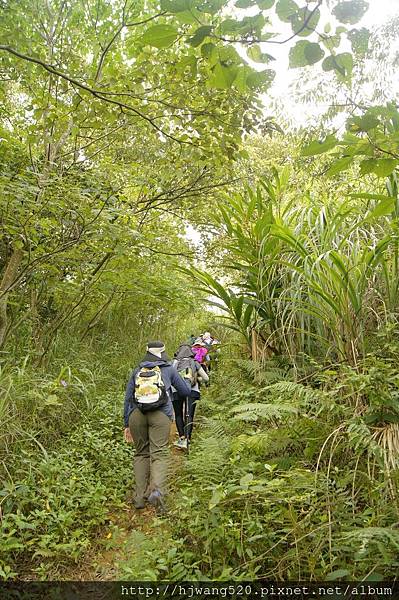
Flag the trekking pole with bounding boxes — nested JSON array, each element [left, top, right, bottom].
[[184, 395, 190, 456]]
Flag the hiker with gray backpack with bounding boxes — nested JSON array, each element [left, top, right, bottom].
[[172, 343, 209, 451], [123, 340, 191, 513]]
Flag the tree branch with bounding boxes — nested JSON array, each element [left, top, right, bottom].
[[213, 1, 322, 46], [0, 44, 193, 145], [94, 10, 165, 82]]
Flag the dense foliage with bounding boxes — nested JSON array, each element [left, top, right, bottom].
[[1, 0, 398, 583]]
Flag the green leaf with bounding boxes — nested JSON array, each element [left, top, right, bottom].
[[325, 156, 353, 177], [209, 62, 238, 89], [160, 0, 192, 11], [322, 56, 335, 72], [219, 44, 241, 64], [290, 7, 321, 37], [347, 113, 380, 132], [332, 0, 369, 24], [188, 25, 213, 47], [301, 134, 339, 156], [235, 0, 256, 6], [257, 0, 275, 7], [43, 395, 62, 407], [367, 197, 396, 219], [240, 473, 254, 487], [233, 295, 244, 321], [201, 42, 217, 62], [209, 487, 224, 508], [177, 54, 198, 77], [174, 9, 199, 23], [233, 65, 252, 92], [322, 53, 353, 77], [275, 0, 298, 22], [348, 27, 370, 55], [364, 574, 386, 582], [247, 44, 275, 63], [246, 68, 274, 89], [326, 569, 351, 581], [207, 300, 230, 312], [194, 269, 232, 308], [142, 24, 179, 48], [197, 0, 225, 14], [243, 304, 254, 329], [360, 159, 397, 178], [336, 52, 353, 77], [289, 41, 324, 68], [349, 193, 396, 201], [219, 18, 241, 34]]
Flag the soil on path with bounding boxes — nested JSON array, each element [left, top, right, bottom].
[[73, 425, 184, 581]]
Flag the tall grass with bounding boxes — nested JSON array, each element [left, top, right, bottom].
[[193, 169, 399, 368], [186, 170, 399, 482]]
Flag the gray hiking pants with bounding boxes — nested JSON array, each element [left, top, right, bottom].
[[128, 408, 171, 502]]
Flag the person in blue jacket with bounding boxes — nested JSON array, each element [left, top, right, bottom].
[[124, 340, 191, 514]]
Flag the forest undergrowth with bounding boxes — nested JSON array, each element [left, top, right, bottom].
[[0, 318, 197, 580], [1, 0, 399, 585], [124, 351, 399, 582], [1, 332, 399, 581]]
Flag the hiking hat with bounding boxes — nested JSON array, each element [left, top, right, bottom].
[[193, 337, 206, 346], [145, 340, 170, 361]]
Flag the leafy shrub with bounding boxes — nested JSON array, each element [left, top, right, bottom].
[[0, 395, 131, 578], [162, 357, 399, 580]]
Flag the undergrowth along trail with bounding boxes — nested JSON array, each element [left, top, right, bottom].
[[2, 347, 399, 581]]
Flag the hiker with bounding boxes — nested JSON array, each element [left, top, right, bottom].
[[191, 337, 208, 365], [172, 343, 209, 450], [201, 332, 214, 371], [123, 340, 191, 513], [202, 331, 213, 348]]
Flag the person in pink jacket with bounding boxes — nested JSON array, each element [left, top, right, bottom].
[[191, 338, 208, 365]]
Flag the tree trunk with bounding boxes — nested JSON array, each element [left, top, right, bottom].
[[80, 291, 116, 340], [251, 328, 258, 361], [0, 247, 24, 348]]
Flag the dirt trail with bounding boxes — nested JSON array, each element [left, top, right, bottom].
[[74, 426, 184, 580]]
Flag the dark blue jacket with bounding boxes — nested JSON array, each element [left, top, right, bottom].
[[124, 359, 191, 426]]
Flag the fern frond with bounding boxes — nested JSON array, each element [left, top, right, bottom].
[[181, 418, 231, 486], [265, 381, 326, 409], [230, 358, 290, 385], [340, 527, 399, 551], [195, 416, 227, 439], [256, 369, 289, 385], [347, 418, 384, 465], [231, 432, 271, 454], [230, 402, 298, 423]]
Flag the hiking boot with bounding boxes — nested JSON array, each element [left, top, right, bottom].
[[179, 438, 188, 450], [173, 437, 186, 449], [134, 498, 146, 510], [147, 490, 167, 515]]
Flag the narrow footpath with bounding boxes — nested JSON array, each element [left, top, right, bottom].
[[72, 427, 185, 580]]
